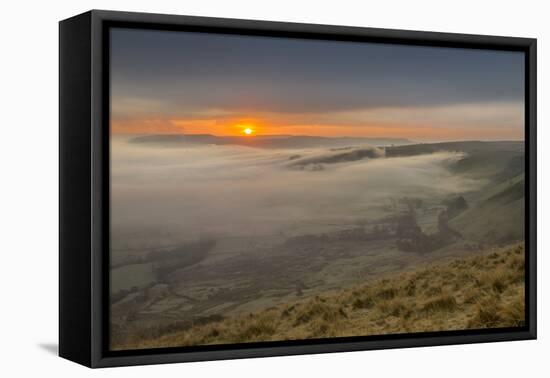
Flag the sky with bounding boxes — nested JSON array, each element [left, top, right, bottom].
[[110, 28, 525, 141]]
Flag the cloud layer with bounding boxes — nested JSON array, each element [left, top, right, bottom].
[[110, 28, 525, 140], [111, 138, 483, 240]]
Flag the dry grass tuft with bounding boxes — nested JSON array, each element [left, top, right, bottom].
[[422, 295, 458, 313], [112, 243, 525, 350]]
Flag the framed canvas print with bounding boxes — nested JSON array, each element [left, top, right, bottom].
[[59, 10, 537, 368]]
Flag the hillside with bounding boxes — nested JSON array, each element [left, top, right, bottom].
[[112, 243, 525, 350], [386, 141, 524, 181], [450, 175, 525, 244]]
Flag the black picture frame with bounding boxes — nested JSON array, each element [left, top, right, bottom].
[[59, 9, 537, 368]]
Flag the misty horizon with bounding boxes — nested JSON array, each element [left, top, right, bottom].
[[113, 133, 525, 143]]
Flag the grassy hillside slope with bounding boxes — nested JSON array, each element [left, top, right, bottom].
[[113, 243, 525, 350], [451, 174, 525, 244]]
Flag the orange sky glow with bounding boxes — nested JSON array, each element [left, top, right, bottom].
[[111, 118, 524, 141], [110, 100, 525, 141]]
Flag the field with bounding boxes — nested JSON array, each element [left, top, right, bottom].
[[113, 243, 525, 349], [109, 136, 525, 350]]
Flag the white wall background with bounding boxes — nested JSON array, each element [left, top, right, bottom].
[[0, 0, 547, 376]]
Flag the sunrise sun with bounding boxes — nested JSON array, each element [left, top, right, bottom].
[[243, 128, 254, 135]]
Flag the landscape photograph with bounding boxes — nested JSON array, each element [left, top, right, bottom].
[[108, 28, 526, 350]]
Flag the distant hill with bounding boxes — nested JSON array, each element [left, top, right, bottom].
[[384, 140, 524, 156], [287, 146, 385, 170], [129, 134, 412, 149], [111, 243, 524, 350], [387, 140, 524, 181]]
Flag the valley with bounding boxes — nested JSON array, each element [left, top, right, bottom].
[[109, 137, 525, 349]]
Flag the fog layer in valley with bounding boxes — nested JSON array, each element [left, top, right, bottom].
[[111, 136, 482, 244]]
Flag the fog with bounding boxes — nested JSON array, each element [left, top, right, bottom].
[[111, 136, 484, 244]]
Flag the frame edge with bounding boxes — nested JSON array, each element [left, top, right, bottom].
[[59, 11, 94, 368], [81, 9, 537, 368]]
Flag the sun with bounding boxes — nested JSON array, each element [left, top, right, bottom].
[[243, 128, 254, 135]]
